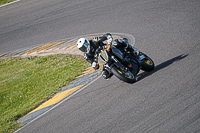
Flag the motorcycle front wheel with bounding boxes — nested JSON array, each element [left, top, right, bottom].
[[139, 52, 155, 72], [111, 65, 136, 83]]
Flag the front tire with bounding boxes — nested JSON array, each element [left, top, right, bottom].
[[140, 52, 155, 72], [111, 65, 136, 83]]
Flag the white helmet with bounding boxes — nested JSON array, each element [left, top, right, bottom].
[[77, 38, 90, 52]]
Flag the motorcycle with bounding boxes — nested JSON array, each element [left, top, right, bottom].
[[96, 40, 155, 83]]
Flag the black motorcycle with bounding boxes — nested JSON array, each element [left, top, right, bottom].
[[96, 41, 155, 83]]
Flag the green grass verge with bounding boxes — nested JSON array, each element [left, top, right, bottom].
[[0, 55, 89, 132], [0, 0, 15, 6]]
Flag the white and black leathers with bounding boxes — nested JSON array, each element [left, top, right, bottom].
[[83, 33, 110, 65]]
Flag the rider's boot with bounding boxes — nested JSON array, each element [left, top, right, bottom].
[[102, 70, 113, 80]]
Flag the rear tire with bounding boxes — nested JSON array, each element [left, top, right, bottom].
[[111, 65, 136, 83]]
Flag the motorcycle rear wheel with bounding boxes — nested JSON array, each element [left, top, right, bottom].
[[111, 65, 136, 83]]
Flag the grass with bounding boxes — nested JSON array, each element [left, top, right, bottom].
[[0, 55, 89, 132], [0, 0, 15, 5]]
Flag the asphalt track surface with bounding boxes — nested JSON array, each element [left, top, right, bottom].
[[1, 0, 200, 132]]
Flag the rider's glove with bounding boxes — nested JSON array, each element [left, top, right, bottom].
[[93, 37, 100, 42], [92, 62, 99, 70], [102, 33, 113, 44], [107, 35, 113, 44]]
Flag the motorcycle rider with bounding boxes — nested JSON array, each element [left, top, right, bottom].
[[77, 33, 140, 80]]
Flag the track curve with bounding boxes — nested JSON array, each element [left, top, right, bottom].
[[1, 0, 199, 132]]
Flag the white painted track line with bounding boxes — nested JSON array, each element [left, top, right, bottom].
[[0, 0, 20, 8]]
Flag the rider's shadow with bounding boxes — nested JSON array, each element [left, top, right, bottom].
[[136, 54, 188, 82]]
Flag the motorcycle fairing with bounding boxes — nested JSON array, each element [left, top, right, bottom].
[[98, 50, 109, 64]]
